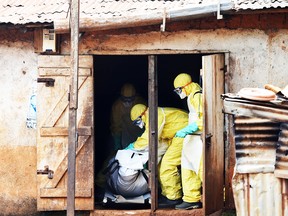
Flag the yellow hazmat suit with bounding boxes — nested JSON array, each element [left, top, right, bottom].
[[110, 83, 146, 150], [130, 104, 188, 200], [174, 73, 203, 204]]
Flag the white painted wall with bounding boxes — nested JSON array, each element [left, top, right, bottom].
[[0, 40, 38, 147], [0, 38, 39, 215]]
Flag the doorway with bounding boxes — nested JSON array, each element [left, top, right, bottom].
[[93, 54, 204, 209], [93, 54, 203, 175]]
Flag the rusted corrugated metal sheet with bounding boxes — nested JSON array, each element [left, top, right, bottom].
[[231, 118, 288, 216], [275, 123, 288, 179], [223, 96, 288, 123], [223, 95, 288, 216], [233, 116, 280, 173], [232, 173, 288, 216]]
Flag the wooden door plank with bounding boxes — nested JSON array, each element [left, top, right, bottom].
[[38, 55, 93, 68], [202, 54, 225, 215], [40, 188, 92, 198], [44, 136, 89, 188], [43, 76, 88, 127], [39, 68, 91, 76], [40, 126, 92, 136]]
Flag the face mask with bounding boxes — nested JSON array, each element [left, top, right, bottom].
[[133, 117, 145, 129], [137, 120, 145, 129], [174, 86, 186, 99], [179, 91, 187, 99]]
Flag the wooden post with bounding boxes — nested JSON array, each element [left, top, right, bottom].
[[148, 55, 158, 214], [67, 0, 80, 215]]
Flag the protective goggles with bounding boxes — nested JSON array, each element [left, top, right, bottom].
[[132, 107, 148, 126], [173, 81, 192, 95]]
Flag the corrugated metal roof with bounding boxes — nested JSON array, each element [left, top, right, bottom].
[[233, 0, 288, 10], [0, 0, 221, 25], [0, 0, 70, 24], [0, 0, 288, 25]]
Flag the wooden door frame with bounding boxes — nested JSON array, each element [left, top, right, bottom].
[[202, 54, 226, 215], [146, 53, 228, 214]]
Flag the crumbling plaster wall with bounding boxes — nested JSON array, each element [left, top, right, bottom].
[[61, 28, 288, 92], [0, 30, 39, 215]]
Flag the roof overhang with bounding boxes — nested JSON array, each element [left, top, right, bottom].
[[54, 0, 235, 33]]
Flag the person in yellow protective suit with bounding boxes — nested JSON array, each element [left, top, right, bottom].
[[128, 104, 189, 208], [173, 73, 203, 210], [94, 83, 146, 202], [110, 83, 146, 150]]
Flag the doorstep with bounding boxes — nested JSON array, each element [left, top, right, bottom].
[[90, 208, 204, 216]]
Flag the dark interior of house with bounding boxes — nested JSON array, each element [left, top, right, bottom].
[[93, 54, 202, 207]]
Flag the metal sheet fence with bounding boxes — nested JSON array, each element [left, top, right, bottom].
[[232, 117, 288, 216], [233, 116, 280, 173]]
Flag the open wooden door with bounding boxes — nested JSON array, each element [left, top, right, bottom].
[[202, 54, 225, 215], [36, 55, 94, 211]]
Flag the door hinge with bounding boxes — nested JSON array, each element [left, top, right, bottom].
[[37, 78, 55, 87], [205, 133, 213, 147], [37, 165, 54, 179], [221, 65, 227, 73]]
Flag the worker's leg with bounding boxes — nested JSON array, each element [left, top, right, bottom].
[[159, 137, 183, 200], [182, 158, 203, 203]]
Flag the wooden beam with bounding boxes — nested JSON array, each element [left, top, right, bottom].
[[67, 0, 80, 215], [148, 55, 158, 213], [34, 28, 43, 53]]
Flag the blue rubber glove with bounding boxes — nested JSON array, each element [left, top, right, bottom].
[[125, 142, 135, 150], [175, 122, 198, 138]]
